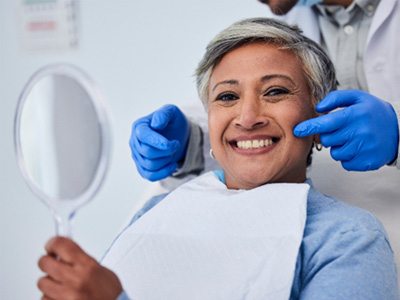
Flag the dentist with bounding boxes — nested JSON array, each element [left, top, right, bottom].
[[130, 0, 400, 267], [131, 0, 400, 178]]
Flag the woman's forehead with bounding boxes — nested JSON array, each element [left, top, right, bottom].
[[209, 43, 306, 87]]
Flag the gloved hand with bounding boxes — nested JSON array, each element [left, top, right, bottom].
[[294, 90, 399, 171], [130, 104, 190, 181]]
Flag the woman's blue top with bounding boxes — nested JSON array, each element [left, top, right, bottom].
[[115, 171, 399, 299]]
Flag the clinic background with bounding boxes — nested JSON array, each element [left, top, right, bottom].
[[1, 1, 399, 298], [0, 0, 274, 298]]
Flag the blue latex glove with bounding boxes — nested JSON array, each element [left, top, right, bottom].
[[130, 104, 190, 181], [294, 90, 399, 171]]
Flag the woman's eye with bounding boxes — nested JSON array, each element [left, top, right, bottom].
[[264, 88, 289, 97], [216, 92, 239, 102]]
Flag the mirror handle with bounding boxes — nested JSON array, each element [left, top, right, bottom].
[[53, 209, 76, 237]]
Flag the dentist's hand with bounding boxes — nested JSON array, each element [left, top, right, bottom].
[[37, 237, 122, 300], [294, 90, 399, 171], [130, 104, 190, 181]]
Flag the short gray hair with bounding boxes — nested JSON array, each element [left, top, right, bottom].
[[195, 18, 337, 108]]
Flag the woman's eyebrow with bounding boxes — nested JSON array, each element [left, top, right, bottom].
[[261, 74, 295, 85], [211, 79, 238, 92], [212, 74, 295, 92]]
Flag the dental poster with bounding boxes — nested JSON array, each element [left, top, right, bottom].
[[17, 0, 79, 51]]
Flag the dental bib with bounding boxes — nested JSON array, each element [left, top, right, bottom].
[[103, 172, 309, 300]]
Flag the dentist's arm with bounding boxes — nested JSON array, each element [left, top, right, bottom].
[[294, 90, 399, 171]]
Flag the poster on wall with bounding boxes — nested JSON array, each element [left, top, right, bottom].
[[17, 0, 79, 52]]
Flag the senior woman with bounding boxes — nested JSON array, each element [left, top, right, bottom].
[[37, 18, 398, 300]]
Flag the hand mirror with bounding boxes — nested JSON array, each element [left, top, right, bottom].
[[14, 64, 111, 236]]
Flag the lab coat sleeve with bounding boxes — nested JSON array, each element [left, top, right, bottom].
[[299, 228, 399, 300], [390, 102, 400, 169], [172, 120, 204, 177]]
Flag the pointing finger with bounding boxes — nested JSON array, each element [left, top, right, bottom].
[[294, 108, 351, 137], [316, 90, 363, 113], [135, 122, 176, 150], [150, 105, 178, 130]]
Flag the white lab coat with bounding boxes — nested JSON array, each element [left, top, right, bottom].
[[279, 0, 400, 275], [285, 0, 400, 109]]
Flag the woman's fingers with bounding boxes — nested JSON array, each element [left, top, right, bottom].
[[38, 254, 77, 284], [39, 237, 123, 299], [45, 237, 93, 266], [37, 276, 65, 299]]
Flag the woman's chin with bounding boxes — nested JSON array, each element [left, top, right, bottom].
[[226, 171, 276, 190]]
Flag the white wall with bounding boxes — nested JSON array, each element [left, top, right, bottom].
[[0, 1, 268, 298]]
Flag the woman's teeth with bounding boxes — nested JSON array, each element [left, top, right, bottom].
[[236, 139, 274, 149]]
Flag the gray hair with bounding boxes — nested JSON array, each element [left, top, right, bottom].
[[195, 18, 337, 108]]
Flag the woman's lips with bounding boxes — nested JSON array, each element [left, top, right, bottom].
[[228, 135, 280, 155]]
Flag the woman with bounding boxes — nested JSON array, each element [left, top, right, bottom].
[[37, 18, 398, 299]]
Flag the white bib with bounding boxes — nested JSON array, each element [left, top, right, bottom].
[[103, 172, 309, 300]]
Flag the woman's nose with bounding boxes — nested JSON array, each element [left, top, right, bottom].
[[234, 99, 268, 130]]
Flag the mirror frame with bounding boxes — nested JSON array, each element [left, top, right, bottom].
[[14, 63, 111, 210]]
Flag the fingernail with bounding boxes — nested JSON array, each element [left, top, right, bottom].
[[294, 127, 310, 137], [315, 104, 323, 112], [293, 130, 302, 137], [150, 118, 160, 129]]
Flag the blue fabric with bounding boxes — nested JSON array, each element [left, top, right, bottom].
[[117, 178, 399, 299], [298, 0, 322, 6], [116, 291, 131, 300], [213, 169, 225, 183], [290, 184, 398, 299]]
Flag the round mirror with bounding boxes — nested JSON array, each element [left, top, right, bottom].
[[14, 64, 111, 236]]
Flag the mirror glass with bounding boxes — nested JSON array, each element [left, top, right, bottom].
[[14, 64, 110, 236]]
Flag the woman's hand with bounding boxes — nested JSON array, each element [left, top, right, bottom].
[[37, 237, 123, 300]]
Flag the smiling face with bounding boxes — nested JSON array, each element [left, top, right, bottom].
[[208, 43, 316, 190]]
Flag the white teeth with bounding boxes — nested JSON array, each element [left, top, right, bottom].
[[236, 139, 275, 149]]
